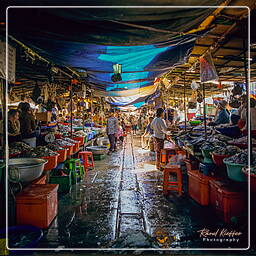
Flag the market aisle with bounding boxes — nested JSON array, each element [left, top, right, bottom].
[[37, 135, 248, 250]]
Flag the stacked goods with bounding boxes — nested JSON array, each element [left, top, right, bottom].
[[23, 146, 58, 158], [53, 139, 74, 156], [47, 144, 67, 163], [46, 144, 64, 151], [212, 145, 241, 156], [212, 146, 241, 166], [224, 150, 256, 182], [9, 142, 32, 157]]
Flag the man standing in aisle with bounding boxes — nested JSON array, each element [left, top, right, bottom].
[[151, 108, 169, 170], [107, 109, 118, 154]]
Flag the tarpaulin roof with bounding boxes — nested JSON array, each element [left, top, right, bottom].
[[7, 3, 222, 107]]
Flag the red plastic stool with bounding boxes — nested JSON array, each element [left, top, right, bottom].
[[163, 165, 183, 196], [78, 151, 94, 170], [160, 148, 176, 166]]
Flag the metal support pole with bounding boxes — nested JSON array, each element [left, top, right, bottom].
[[91, 91, 93, 125], [203, 83, 207, 139], [243, 38, 252, 163], [184, 74, 187, 131], [70, 83, 73, 137]]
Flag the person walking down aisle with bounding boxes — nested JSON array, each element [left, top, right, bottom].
[[107, 109, 118, 154], [19, 102, 37, 147], [141, 117, 154, 149], [151, 108, 169, 170]]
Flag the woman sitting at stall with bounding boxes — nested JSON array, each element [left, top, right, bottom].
[[8, 109, 21, 144], [208, 100, 230, 126], [19, 102, 37, 147], [239, 97, 256, 136]]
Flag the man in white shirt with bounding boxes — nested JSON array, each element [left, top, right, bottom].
[[151, 108, 168, 170]]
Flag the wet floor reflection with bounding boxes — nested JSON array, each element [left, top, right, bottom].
[[36, 135, 248, 250]]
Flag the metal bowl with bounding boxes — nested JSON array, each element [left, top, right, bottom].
[[8, 158, 48, 183], [86, 146, 108, 155]]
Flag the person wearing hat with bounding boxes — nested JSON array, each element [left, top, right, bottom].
[[209, 100, 230, 126]]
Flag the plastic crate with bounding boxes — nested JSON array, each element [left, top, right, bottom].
[[93, 154, 106, 161], [187, 169, 218, 206], [56, 149, 67, 164], [49, 170, 71, 193], [209, 180, 247, 223], [41, 154, 59, 171], [16, 184, 59, 228]]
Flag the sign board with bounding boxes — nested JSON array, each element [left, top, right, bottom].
[[0, 41, 16, 83], [200, 53, 218, 83]]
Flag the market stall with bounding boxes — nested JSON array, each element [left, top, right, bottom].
[[1, 0, 256, 251]]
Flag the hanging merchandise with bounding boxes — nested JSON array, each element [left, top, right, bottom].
[[31, 82, 42, 104], [42, 85, 49, 102], [200, 53, 218, 83], [161, 77, 170, 88], [190, 91, 197, 103], [191, 80, 200, 90], [196, 90, 203, 103]]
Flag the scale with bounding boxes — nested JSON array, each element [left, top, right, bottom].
[[44, 133, 55, 143]]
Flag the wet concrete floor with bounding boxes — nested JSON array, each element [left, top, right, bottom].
[[34, 135, 252, 253]]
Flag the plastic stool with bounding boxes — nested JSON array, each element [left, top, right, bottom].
[[66, 159, 81, 171], [163, 165, 183, 196], [78, 151, 95, 170], [160, 148, 176, 166]]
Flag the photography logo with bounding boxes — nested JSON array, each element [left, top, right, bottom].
[[197, 228, 242, 243]]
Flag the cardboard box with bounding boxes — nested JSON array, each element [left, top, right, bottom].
[[36, 111, 52, 122]]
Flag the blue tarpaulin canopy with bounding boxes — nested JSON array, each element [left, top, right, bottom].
[[8, 4, 221, 107]]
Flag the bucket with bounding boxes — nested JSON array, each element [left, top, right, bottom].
[[223, 159, 246, 182], [211, 153, 231, 166]]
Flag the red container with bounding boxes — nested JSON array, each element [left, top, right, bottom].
[[32, 174, 47, 185], [184, 159, 198, 172], [16, 184, 59, 228], [73, 136, 85, 146], [187, 170, 218, 206], [209, 180, 247, 223], [72, 141, 80, 153], [54, 134, 62, 139], [56, 149, 67, 164], [243, 169, 256, 193], [41, 154, 59, 171], [64, 145, 74, 156], [212, 153, 231, 166]]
